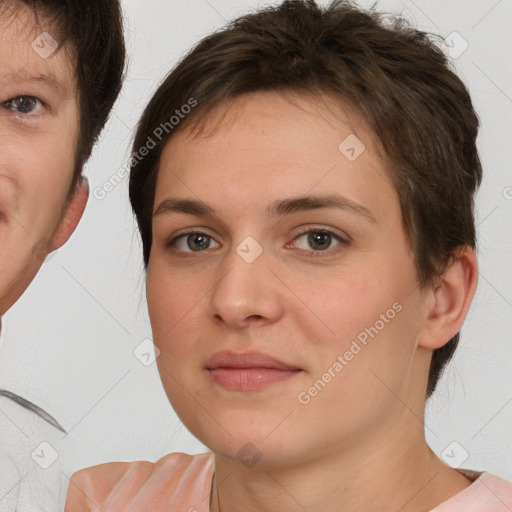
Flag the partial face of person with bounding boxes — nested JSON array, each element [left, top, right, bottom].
[[147, 91, 434, 466], [0, 2, 80, 318]]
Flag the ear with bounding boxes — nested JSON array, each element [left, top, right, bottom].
[[48, 177, 89, 252], [418, 247, 478, 350]]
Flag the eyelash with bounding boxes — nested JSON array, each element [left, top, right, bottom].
[[166, 227, 350, 258], [2, 95, 46, 118], [290, 227, 350, 257]]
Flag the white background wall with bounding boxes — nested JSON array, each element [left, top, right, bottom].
[[1, 0, 511, 479]]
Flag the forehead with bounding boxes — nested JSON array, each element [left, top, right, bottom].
[[170, 90, 387, 164], [157, 91, 399, 222], [0, 1, 76, 95], [161, 90, 389, 180]]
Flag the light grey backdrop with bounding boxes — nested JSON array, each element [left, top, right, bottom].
[[1, 0, 511, 478]]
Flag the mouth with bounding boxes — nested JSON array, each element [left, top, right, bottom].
[[205, 351, 303, 391]]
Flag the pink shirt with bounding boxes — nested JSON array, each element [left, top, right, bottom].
[[67, 452, 512, 511], [430, 468, 512, 511]]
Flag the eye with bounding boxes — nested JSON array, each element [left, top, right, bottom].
[[292, 229, 348, 254], [3, 95, 44, 115], [170, 232, 221, 253]]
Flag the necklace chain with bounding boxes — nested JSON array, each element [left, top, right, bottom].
[[214, 473, 221, 512]]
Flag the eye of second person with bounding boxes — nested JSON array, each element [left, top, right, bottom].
[[4, 96, 40, 114], [187, 233, 212, 251], [308, 231, 333, 250]]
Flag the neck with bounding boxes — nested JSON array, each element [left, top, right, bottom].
[[210, 415, 471, 512]]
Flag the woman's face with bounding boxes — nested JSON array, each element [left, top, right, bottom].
[[147, 91, 432, 466]]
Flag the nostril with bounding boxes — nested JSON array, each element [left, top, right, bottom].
[[213, 313, 264, 327]]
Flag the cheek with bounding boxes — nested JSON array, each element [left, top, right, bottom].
[[147, 263, 210, 422], [296, 266, 395, 343], [147, 260, 206, 353], [24, 176, 71, 242], [10, 128, 76, 236], [317, 287, 422, 410], [304, 255, 418, 377]]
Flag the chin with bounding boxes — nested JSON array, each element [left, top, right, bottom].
[[185, 411, 302, 463]]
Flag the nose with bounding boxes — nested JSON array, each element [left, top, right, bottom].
[[208, 243, 284, 329]]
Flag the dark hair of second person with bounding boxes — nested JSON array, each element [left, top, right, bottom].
[[128, 0, 481, 397]]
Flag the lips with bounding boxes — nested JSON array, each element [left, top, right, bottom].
[[205, 351, 299, 370], [205, 351, 302, 391]]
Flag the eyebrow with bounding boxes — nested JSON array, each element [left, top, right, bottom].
[[153, 194, 377, 224], [0, 70, 66, 94]]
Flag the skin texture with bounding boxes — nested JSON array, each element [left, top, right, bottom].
[[0, 2, 89, 331], [66, 91, 478, 512]]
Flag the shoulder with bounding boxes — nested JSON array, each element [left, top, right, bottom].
[[432, 471, 512, 511], [0, 452, 19, 511], [0, 395, 67, 509], [66, 452, 214, 512], [475, 472, 512, 505]]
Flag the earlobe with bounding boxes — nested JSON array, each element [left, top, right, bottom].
[[418, 247, 479, 350], [48, 176, 90, 252]]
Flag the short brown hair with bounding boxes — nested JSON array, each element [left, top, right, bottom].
[[15, 0, 126, 189], [129, 0, 482, 397]]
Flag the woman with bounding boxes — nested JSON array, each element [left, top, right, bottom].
[[66, 1, 512, 510]]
